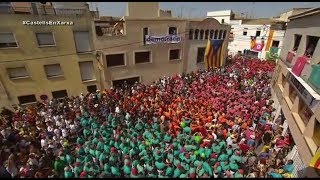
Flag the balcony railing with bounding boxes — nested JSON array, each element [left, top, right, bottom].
[[0, 6, 87, 15]]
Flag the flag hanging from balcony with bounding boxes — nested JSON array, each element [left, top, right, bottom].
[[204, 39, 225, 69], [250, 36, 256, 50]]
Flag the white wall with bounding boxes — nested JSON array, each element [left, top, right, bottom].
[[207, 10, 232, 24], [228, 24, 270, 58]]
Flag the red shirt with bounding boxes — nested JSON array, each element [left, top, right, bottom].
[[239, 143, 249, 154]]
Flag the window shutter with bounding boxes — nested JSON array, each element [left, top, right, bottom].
[[45, 64, 63, 77], [79, 61, 94, 81], [73, 31, 91, 53], [7, 67, 29, 78], [36, 33, 55, 46], [0, 33, 16, 43]]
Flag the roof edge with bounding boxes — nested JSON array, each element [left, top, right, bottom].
[[289, 7, 320, 20]]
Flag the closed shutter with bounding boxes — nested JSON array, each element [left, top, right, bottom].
[[79, 61, 94, 81], [44, 64, 63, 77], [0, 33, 16, 43], [7, 67, 29, 78], [36, 33, 55, 46], [0, 33, 17, 48], [73, 31, 91, 53]]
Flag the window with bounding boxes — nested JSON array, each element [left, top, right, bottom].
[[205, 30, 209, 40], [196, 47, 205, 63], [44, 64, 63, 78], [112, 76, 140, 88], [135, 51, 151, 64], [243, 28, 248, 36], [221, 19, 225, 23], [298, 99, 313, 125], [169, 49, 181, 60], [168, 27, 177, 35], [189, 29, 194, 40], [18, 95, 37, 105], [313, 120, 320, 146], [292, 34, 302, 52], [256, 30, 261, 37], [194, 29, 199, 40], [73, 31, 91, 53], [87, 85, 97, 93], [143, 27, 149, 44], [229, 31, 234, 38], [0, 33, 18, 48], [214, 30, 218, 39], [79, 61, 95, 81], [52, 90, 68, 99], [305, 35, 319, 58], [106, 53, 125, 67], [223, 30, 227, 39], [95, 26, 103, 36], [219, 30, 223, 39], [200, 30, 204, 40], [36, 32, 55, 46], [209, 30, 214, 39], [272, 40, 280, 48], [7, 67, 29, 79]]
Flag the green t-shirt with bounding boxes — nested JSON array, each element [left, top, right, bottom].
[[218, 154, 228, 162], [155, 161, 166, 170], [54, 159, 65, 172], [229, 161, 239, 172], [173, 168, 182, 178], [221, 163, 230, 171], [165, 167, 174, 176], [64, 170, 73, 178], [111, 166, 120, 176], [203, 162, 213, 176], [123, 165, 131, 175]]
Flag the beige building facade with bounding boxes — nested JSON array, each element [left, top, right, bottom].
[[0, 2, 99, 108], [94, 3, 230, 88], [0, 2, 230, 108], [272, 8, 320, 167]]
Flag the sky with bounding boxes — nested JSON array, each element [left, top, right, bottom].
[[88, 2, 320, 19]]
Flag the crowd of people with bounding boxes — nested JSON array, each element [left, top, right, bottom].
[[0, 57, 296, 178]]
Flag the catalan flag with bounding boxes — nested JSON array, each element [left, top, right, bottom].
[[204, 39, 225, 70]]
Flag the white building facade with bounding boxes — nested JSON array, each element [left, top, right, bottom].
[[207, 10, 286, 60]]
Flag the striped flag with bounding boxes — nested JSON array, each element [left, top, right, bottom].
[[204, 39, 225, 69]]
